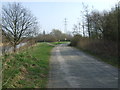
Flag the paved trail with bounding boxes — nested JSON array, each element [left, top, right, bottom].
[[47, 44, 118, 88]]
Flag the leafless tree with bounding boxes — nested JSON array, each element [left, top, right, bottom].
[[82, 21, 85, 37], [2, 3, 38, 52], [72, 24, 79, 35], [90, 10, 104, 39], [82, 3, 92, 38]]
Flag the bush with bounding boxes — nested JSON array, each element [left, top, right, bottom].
[[77, 39, 118, 57], [69, 34, 82, 46]]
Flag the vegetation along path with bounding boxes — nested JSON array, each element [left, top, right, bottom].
[[2, 43, 54, 88], [48, 44, 118, 88]]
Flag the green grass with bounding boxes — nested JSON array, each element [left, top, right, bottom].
[[2, 43, 54, 88], [50, 41, 70, 45], [76, 47, 118, 68]]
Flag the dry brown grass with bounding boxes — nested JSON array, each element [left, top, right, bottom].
[[77, 38, 118, 57]]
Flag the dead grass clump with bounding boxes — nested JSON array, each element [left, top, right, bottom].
[[19, 66, 28, 74]]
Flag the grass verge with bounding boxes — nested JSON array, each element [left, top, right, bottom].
[[50, 41, 70, 45], [2, 43, 54, 88]]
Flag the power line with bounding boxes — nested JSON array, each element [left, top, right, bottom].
[[77, 18, 81, 34]]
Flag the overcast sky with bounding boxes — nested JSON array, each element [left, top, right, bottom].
[[2, 0, 118, 34]]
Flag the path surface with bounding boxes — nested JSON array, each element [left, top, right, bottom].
[[47, 44, 118, 88]]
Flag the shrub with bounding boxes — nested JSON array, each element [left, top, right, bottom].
[[69, 34, 82, 46]]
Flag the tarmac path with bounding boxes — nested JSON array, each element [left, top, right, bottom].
[[48, 44, 118, 88]]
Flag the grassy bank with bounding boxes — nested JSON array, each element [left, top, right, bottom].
[[2, 43, 54, 88]]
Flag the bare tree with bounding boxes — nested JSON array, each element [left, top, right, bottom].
[[81, 10, 86, 37], [90, 10, 104, 39], [82, 21, 85, 37], [2, 3, 38, 52], [82, 3, 92, 38], [72, 24, 79, 35]]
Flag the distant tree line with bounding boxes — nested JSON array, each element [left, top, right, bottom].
[[36, 29, 72, 42]]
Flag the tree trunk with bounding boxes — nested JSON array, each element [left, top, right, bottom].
[[13, 44, 16, 52], [87, 17, 91, 38]]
